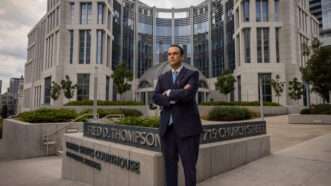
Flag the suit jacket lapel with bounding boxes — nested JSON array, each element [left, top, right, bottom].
[[175, 66, 186, 86]]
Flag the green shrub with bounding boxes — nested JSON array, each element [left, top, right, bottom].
[[116, 116, 160, 128], [300, 104, 331, 115], [17, 108, 78, 123], [65, 100, 144, 106], [300, 108, 310, 114], [202, 101, 280, 106], [207, 106, 252, 121]]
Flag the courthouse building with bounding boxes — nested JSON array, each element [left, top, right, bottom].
[[22, 0, 320, 111]]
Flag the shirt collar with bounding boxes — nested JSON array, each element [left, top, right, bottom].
[[171, 64, 184, 74]]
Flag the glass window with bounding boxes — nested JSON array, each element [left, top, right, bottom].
[[243, 28, 251, 63], [79, 30, 91, 64], [257, 28, 269, 63], [80, 3, 92, 24], [70, 2, 75, 23], [256, 0, 268, 22], [69, 30, 74, 64], [112, 0, 122, 69], [44, 76, 51, 104], [263, 28, 269, 63], [97, 2, 105, 24], [156, 26, 172, 36], [96, 30, 104, 64], [276, 27, 280, 63], [175, 25, 191, 36], [107, 35, 111, 67], [258, 73, 272, 102], [194, 22, 209, 34], [138, 23, 153, 34], [242, 0, 250, 22], [236, 35, 241, 65], [77, 74, 90, 100], [274, 0, 280, 21]]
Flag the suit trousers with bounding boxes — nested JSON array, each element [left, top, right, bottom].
[[161, 124, 200, 186]]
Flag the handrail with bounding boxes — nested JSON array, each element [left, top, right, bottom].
[[43, 113, 93, 140]]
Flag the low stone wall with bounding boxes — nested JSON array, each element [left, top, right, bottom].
[[64, 105, 288, 118], [199, 105, 288, 117], [62, 133, 270, 186], [0, 119, 83, 160], [288, 114, 331, 124]]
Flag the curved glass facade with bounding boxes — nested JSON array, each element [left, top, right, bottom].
[[111, 0, 234, 78], [175, 16, 192, 64], [193, 5, 210, 77], [122, 1, 135, 73], [137, 6, 153, 77]]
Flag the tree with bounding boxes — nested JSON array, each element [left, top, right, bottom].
[[288, 77, 304, 104], [1, 105, 8, 119], [61, 75, 77, 100], [215, 71, 236, 101], [50, 81, 61, 101], [271, 74, 285, 104], [301, 38, 331, 103], [111, 63, 133, 100]]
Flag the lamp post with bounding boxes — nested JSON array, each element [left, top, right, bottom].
[[93, 66, 98, 120], [259, 77, 264, 120]]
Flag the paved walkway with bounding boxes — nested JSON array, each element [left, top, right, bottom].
[[0, 115, 331, 186], [0, 156, 89, 186], [199, 133, 331, 186]]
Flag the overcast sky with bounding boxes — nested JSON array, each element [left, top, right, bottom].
[[0, 0, 202, 94]]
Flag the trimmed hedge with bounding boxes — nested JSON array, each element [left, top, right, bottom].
[[65, 100, 144, 106], [202, 101, 280, 106], [17, 108, 78, 123], [207, 106, 253, 121], [300, 104, 331, 115], [116, 116, 160, 128]]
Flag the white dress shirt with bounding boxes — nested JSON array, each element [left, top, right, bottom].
[[164, 64, 184, 98]]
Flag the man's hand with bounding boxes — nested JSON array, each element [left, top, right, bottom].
[[184, 84, 192, 90], [162, 89, 171, 96]]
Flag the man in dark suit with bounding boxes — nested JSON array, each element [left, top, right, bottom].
[[152, 44, 203, 186]]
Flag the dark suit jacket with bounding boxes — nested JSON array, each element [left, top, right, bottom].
[[152, 66, 203, 138]]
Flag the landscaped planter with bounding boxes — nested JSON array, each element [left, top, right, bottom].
[[0, 119, 83, 159], [288, 114, 331, 124], [62, 120, 270, 186]]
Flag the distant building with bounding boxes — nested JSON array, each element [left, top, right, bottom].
[[1, 76, 24, 115], [309, 0, 331, 46]]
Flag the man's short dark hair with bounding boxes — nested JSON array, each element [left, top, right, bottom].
[[169, 44, 184, 56]]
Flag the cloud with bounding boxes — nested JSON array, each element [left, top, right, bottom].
[[0, 0, 46, 93]]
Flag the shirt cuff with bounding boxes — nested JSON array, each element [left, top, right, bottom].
[[166, 89, 171, 96]]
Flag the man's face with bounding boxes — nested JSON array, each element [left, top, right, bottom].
[[168, 47, 183, 67]]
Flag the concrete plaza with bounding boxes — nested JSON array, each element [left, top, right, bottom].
[[0, 115, 331, 186]]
